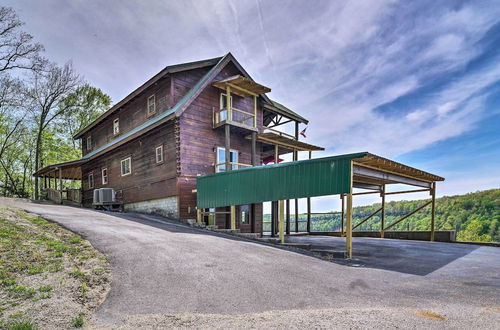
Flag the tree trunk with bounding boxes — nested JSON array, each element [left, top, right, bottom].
[[34, 127, 43, 200]]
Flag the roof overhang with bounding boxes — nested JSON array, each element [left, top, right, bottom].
[[352, 153, 444, 189], [262, 101, 308, 125], [33, 159, 86, 180], [212, 75, 271, 97]]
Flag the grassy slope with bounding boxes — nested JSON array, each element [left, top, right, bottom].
[[0, 207, 110, 329]]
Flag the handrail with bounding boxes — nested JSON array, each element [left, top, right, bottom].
[[213, 106, 256, 128], [263, 127, 297, 140]]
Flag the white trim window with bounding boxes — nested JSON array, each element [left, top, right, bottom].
[[155, 145, 164, 164], [121, 157, 132, 176], [86, 136, 92, 150], [102, 168, 108, 185], [216, 147, 238, 172], [113, 118, 120, 135], [147, 94, 156, 116], [88, 172, 94, 189]]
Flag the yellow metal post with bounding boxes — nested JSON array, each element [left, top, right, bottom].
[[197, 208, 202, 223], [279, 200, 285, 243], [230, 205, 236, 230], [346, 193, 353, 259], [430, 182, 436, 242], [345, 161, 353, 259]]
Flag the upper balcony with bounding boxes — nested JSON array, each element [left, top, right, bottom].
[[212, 75, 271, 132]]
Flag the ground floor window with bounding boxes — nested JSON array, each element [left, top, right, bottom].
[[240, 204, 250, 224], [88, 172, 94, 189], [121, 157, 131, 176]]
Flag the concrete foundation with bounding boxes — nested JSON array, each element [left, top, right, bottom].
[[124, 196, 178, 219]]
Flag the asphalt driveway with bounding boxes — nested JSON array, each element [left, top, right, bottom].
[[2, 198, 500, 329]]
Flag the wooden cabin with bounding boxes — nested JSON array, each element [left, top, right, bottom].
[[34, 53, 323, 234]]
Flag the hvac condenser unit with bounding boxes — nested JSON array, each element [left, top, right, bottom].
[[98, 188, 116, 203], [93, 189, 100, 204]]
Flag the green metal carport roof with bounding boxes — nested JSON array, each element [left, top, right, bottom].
[[197, 152, 367, 209]]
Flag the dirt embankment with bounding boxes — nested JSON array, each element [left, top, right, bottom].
[[0, 206, 111, 329]]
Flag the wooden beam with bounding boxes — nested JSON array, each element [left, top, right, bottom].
[[225, 124, 231, 171], [353, 182, 382, 191], [279, 200, 285, 244], [197, 208, 202, 223], [293, 149, 298, 233], [384, 188, 431, 195], [251, 132, 257, 166], [431, 182, 436, 241], [226, 85, 232, 120], [353, 165, 432, 188], [253, 95, 257, 127], [59, 168, 63, 205]]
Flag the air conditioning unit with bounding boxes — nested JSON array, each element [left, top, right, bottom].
[[93, 189, 100, 204], [99, 188, 116, 203]]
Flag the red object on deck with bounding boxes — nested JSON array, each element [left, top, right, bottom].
[[263, 155, 284, 165]]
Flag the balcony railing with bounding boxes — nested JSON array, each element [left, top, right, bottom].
[[263, 127, 297, 140], [215, 161, 252, 173], [213, 107, 256, 129]]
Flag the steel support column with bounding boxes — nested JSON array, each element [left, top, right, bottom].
[[431, 182, 436, 241]]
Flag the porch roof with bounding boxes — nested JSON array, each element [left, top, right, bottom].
[[212, 75, 271, 97], [33, 159, 85, 180]]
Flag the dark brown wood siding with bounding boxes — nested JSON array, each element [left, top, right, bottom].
[[81, 121, 177, 205], [82, 77, 173, 156], [176, 62, 264, 229]]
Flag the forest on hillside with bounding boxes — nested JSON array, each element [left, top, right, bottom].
[[263, 189, 500, 243], [0, 7, 110, 199]]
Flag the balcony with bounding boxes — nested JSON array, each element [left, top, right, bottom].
[[213, 106, 256, 131]]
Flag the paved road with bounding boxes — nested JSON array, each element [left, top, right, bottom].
[[2, 198, 500, 328]]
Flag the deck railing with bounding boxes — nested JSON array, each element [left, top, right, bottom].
[[44, 188, 82, 204], [215, 162, 252, 172], [213, 107, 256, 128], [263, 127, 297, 140], [45, 188, 62, 204]]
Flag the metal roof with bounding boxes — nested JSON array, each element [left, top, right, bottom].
[[196, 152, 444, 208], [73, 56, 223, 139], [197, 153, 364, 208], [263, 99, 309, 124]]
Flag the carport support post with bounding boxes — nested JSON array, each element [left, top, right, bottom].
[[286, 200, 290, 235], [279, 200, 285, 243], [197, 208, 202, 223], [230, 205, 236, 230], [293, 149, 299, 232], [380, 184, 386, 238], [346, 192, 353, 259], [306, 150, 312, 233], [346, 162, 353, 259], [340, 194, 344, 236], [430, 182, 436, 242]]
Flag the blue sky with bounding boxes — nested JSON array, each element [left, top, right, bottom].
[[6, 0, 500, 210]]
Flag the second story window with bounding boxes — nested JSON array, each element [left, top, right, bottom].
[[155, 145, 164, 164], [216, 147, 238, 172], [88, 172, 94, 189], [121, 157, 131, 176], [147, 95, 156, 116], [102, 168, 108, 185], [86, 136, 92, 150], [113, 118, 120, 135]]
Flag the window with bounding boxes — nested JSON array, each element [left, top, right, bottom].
[[216, 147, 238, 172], [219, 93, 232, 121], [240, 205, 250, 224], [121, 157, 131, 176], [147, 95, 156, 116], [102, 168, 108, 185], [155, 145, 164, 164], [88, 173, 94, 189], [113, 118, 120, 135], [86, 136, 92, 150]]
